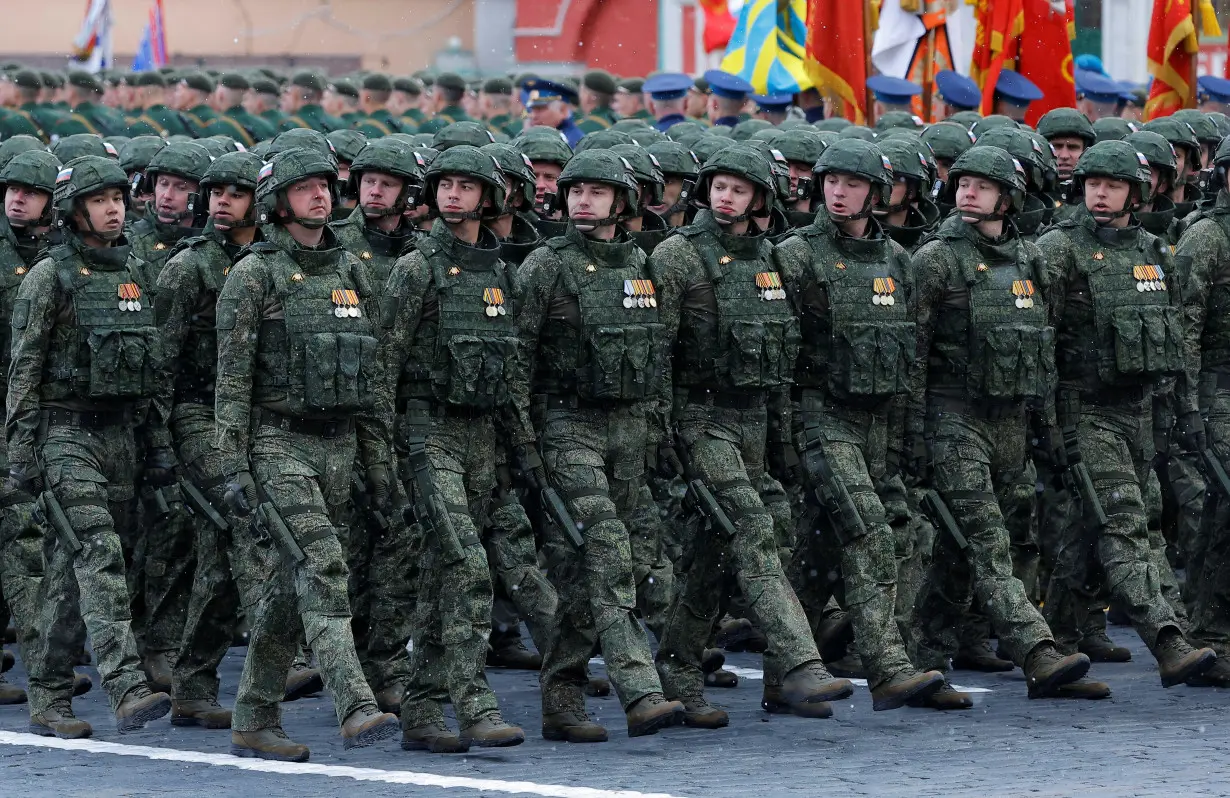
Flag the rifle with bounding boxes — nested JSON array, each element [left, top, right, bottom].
[[34, 491, 82, 554], [525, 460, 585, 550], [662, 437, 736, 538], [351, 469, 390, 532], [920, 489, 968, 550], [1062, 427, 1109, 527], [1201, 448, 1230, 499], [405, 436, 473, 564], [252, 499, 306, 564], [178, 473, 230, 532], [800, 442, 867, 544]]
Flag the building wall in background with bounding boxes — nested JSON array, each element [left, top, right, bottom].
[[514, 0, 660, 76]]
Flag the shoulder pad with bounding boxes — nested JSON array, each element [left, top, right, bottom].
[[677, 225, 706, 239], [416, 237, 444, 258], [246, 242, 279, 254], [545, 236, 573, 251]]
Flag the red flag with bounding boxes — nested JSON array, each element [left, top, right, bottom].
[[970, 0, 1025, 115], [1017, 0, 1076, 126], [805, 0, 867, 124], [699, 0, 737, 54], [1146, 0, 1199, 119]]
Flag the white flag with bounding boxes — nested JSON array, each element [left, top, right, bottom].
[[871, 1, 925, 79]]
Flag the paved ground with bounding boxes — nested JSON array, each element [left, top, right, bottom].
[[2, 624, 1229, 797]]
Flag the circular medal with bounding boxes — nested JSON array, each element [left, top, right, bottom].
[[872, 294, 881, 305], [761, 291, 769, 301], [623, 297, 634, 309], [886, 295, 895, 306], [119, 300, 128, 312], [485, 305, 498, 317], [335, 306, 346, 318], [649, 297, 657, 308], [777, 289, 786, 300], [1016, 297, 1025, 309], [349, 306, 361, 318], [497, 305, 507, 316], [134, 300, 142, 312], [1137, 282, 1146, 292], [1153, 281, 1162, 291]]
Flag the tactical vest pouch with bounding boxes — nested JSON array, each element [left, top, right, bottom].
[[304, 332, 378, 412], [579, 324, 659, 401], [1104, 305, 1183, 381], [435, 334, 518, 409], [83, 329, 158, 399], [725, 318, 801, 389], [831, 321, 914, 398], [982, 325, 1056, 400]]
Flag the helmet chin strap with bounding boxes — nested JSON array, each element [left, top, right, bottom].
[[1090, 185, 1139, 222], [361, 203, 404, 218], [826, 189, 876, 222]]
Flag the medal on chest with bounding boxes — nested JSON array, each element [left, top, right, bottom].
[[331, 288, 361, 318], [117, 283, 142, 312], [872, 277, 896, 306], [623, 279, 656, 308], [1133, 264, 1165, 292], [755, 271, 784, 301], [1011, 279, 1035, 309], [483, 287, 507, 317]]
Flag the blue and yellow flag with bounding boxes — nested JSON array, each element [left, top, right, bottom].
[[721, 0, 813, 94]]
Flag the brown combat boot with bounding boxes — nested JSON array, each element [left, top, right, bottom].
[[953, 640, 1015, 672], [1024, 643, 1090, 698], [340, 705, 399, 749], [1186, 656, 1230, 687], [705, 669, 739, 688], [1, 649, 12, 672], [781, 661, 855, 707], [142, 650, 174, 694], [825, 651, 866, 679], [401, 721, 470, 753], [814, 609, 855, 664], [542, 710, 608, 743], [761, 683, 833, 718], [870, 669, 945, 712], [716, 617, 767, 653], [907, 680, 973, 710], [114, 685, 171, 733], [680, 695, 729, 729], [1032, 678, 1112, 699], [625, 692, 684, 737], [584, 676, 611, 697], [0, 675, 27, 705], [231, 727, 310, 762], [486, 635, 542, 670], [30, 701, 92, 739], [73, 672, 93, 697], [283, 662, 323, 702], [1078, 630, 1132, 663], [171, 698, 232, 729], [374, 684, 403, 715], [700, 648, 726, 674], [460, 710, 525, 748], [1154, 630, 1216, 687]]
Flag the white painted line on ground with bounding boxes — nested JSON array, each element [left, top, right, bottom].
[[589, 659, 992, 693], [0, 731, 685, 798]]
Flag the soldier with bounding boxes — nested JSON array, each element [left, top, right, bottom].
[[643, 74, 694, 133], [991, 71, 1044, 123], [645, 140, 700, 228], [874, 136, 942, 250], [512, 129, 572, 231], [332, 138, 423, 283], [215, 148, 399, 760], [7, 155, 174, 736], [204, 73, 276, 146], [479, 78, 522, 139], [0, 69, 49, 141], [125, 71, 189, 138], [129, 142, 212, 270], [1036, 108, 1096, 206], [482, 142, 543, 266], [244, 77, 286, 132], [174, 72, 220, 138], [612, 78, 651, 122], [1141, 116, 1204, 219], [516, 149, 685, 742], [523, 79, 583, 148], [326, 79, 364, 129], [50, 71, 123, 138], [1036, 140, 1218, 689], [279, 72, 344, 134], [920, 122, 975, 186], [576, 70, 618, 134], [389, 77, 426, 131], [608, 143, 670, 253], [703, 71, 752, 128], [934, 70, 982, 121], [416, 73, 475, 136], [354, 73, 406, 139]]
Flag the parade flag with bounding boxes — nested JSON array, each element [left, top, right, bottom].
[[721, 0, 813, 94], [805, 0, 868, 124], [700, 0, 738, 54], [132, 0, 169, 72], [1017, 0, 1076, 126], [70, 0, 113, 73], [970, 0, 1024, 115], [1146, 0, 1221, 117]]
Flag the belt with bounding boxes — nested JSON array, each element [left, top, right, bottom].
[[1083, 385, 1147, 407], [255, 408, 354, 438], [930, 395, 1024, 421], [686, 388, 765, 410], [43, 407, 131, 429], [543, 394, 622, 411], [397, 398, 486, 420], [176, 391, 215, 406]]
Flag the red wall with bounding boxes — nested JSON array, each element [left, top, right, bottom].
[[516, 0, 659, 77]]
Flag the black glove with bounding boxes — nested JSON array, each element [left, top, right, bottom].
[[513, 444, 548, 489], [767, 441, 800, 484], [657, 439, 683, 480], [7, 462, 42, 496], [903, 432, 930, 484], [1176, 411, 1208, 454], [365, 463, 391, 510], [222, 470, 258, 517], [1030, 425, 1067, 471], [143, 447, 177, 488]]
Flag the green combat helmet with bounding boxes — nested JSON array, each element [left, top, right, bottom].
[[1172, 109, 1219, 151], [694, 143, 777, 223], [609, 143, 666, 207], [665, 121, 705, 148], [195, 136, 239, 159], [432, 120, 495, 151], [1092, 117, 1139, 143], [973, 127, 1048, 193], [1036, 107, 1095, 145], [814, 117, 853, 132], [943, 145, 1028, 220], [813, 138, 895, 220], [646, 140, 701, 217], [117, 135, 167, 176], [481, 142, 537, 210], [0, 150, 62, 227], [555, 149, 640, 228], [947, 110, 984, 128], [628, 127, 669, 147], [969, 114, 1019, 138], [326, 129, 369, 165], [838, 125, 877, 142], [255, 147, 339, 228], [139, 141, 214, 225], [0, 136, 47, 172], [345, 137, 426, 215], [195, 150, 266, 227], [922, 122, 976, 169], [1071, 139, 1154, 219], [1141, 116, 1201, 173], [749, 128, 786, 146], [691, 135, 735, 165], [51, 155, 130, 239], [875, 110, 924, 133], [1125, 130, 1180, 236], [513, 130, 572, 166], [731, 118, 774, 141], [422, 144, 507, 222], [573, 128, 636, 153], [267, 128, 337, 162], [51, 134, 117, 164]]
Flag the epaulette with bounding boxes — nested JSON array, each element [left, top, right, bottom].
[[416, 236, 445, 259], [545, 236, 573, 251]]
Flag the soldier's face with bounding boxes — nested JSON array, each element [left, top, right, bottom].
[[686, 90, 707, 117], [709, 173, 760, 222], [1084, 176, 1133, 222], [436, 175, 485, 217], [528, 101, 567, 129], [73, 188, 126, 241], [888, 179, 910, 209], [613, 91, 640, 118], [4, 185, 48, 226], [359, 171, 405, 215], [532, 161, 562, 205], [823, 173, 873, 217], [1050, 137, 1086, 178], [956, 175, 1003, 221], [650, 176, 685, 216], [154, 174, 199, 223], [208, 185, 253, 230], [566, 181, 619, 229], [280, 87, 303, 114], [286, 176, 332, 222]]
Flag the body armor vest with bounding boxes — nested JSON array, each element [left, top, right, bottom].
[[674, 214, 799, 391], [0, 221, 38, 384], [1188, 207, 1230, 372], [536, 227, 664, 402], [793, 218, 914, 401], [166, 235, 232, 401]]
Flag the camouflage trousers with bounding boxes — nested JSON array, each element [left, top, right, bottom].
[[1188, 387, 1230, 655], [786, 395, 913, 689], [539, 402, 662, 714], [29, 417, 147, 713], [0, 431, 48, 693], [397, 410, 499, 730], [168, 401, 267, 701], [623, 481, 675, 640], [232, 423, 377, 732], [1041, 398, 1182, 652], [656, 398, 819, 698], [134, 474, 196, 660], [909, 409, 1055, 670]]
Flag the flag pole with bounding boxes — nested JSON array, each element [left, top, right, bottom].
[[922, 23, 937, 122], [1190, 4, 1199, 109], [864, 0, 875, 125]]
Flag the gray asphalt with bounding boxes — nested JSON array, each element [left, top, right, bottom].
[[2, 624, 1229, 797]]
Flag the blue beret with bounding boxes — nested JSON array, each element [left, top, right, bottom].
[[866, 75, 921, 106], [523, 78, 578, 107], [994, 70, 1043, 106], [643, 72, 694, 101], [704, 70, 754, 100], [935, 70, 980, 111]]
